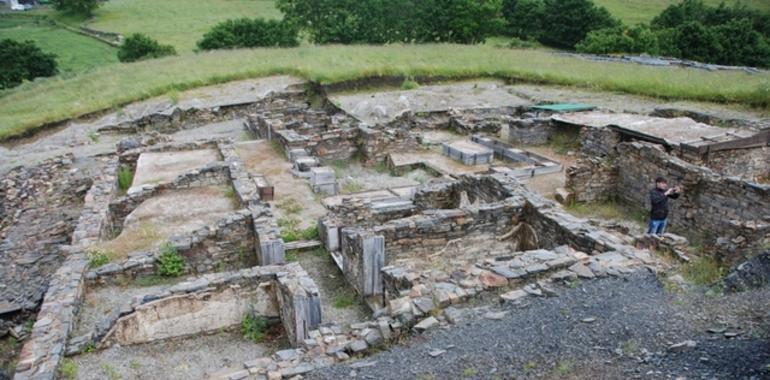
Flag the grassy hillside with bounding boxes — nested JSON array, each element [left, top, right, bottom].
[[0, 16, 118, 73], [0, 44, 767, 141], [594, 0, 770, 25], [87, 0, 281, 53]]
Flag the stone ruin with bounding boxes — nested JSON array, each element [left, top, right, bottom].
[[1, 77, 767, 380]]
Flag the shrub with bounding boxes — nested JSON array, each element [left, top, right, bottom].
[[117, 166, 134, 191], [0, 39, 58, 89], [538, 0, 619, 49], [576, 26, 660, 55], [157, 243, 184, 277], [87, 250, 110, 268], [60, 359, 78, 380], [118, 33, 176, 63], [51, 0, 100, 16], [276, 0, 504, 44], [242, 309, 269, 343], [197, 18, 299, 50]]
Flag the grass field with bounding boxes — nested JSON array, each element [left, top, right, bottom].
[[0, 16, 117, 73], [594, 0, 770, 25], [87, 0, 281, 53], [0, 44, 768, 141]]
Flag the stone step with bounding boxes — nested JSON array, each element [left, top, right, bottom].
[[284, 240, 322, 251]]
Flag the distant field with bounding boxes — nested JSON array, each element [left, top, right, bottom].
[[0, 44, 767, 141], [87, 0, 281, 53], [595, 0, 770, 25], [0, 17, 117, 73]]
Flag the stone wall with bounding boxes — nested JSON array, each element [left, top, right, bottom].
[[579, 125, 621, 157], [504, 117, 555, 145], [623, 143, 769, 259], [15, 159, 118, 380], [679, 146, 770, 182], [358, 125, 421, 163], [565, 157, 617, 203], [88, 209, 257, 285], [86, 263, 319, 350]]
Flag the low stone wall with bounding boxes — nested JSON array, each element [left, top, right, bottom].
[[88, 210, 257, 284], [76, 263, 319, 351], [504, 117, 555, 145], [359, 125, 421, 163], [15, 159, 118, 380], [615, 142, 769, 261]]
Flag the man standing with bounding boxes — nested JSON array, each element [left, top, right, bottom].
[[648, 177, 680, 235]]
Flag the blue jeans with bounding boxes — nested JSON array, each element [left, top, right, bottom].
[[648, 219, 667, 235]]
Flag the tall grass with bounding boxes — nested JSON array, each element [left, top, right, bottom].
[[0, 44, 768, 141]]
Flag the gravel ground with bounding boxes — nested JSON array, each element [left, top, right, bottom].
[[308, 270, 770, 380]]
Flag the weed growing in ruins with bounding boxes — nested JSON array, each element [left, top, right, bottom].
[[401, 78, 420, 90], [87, 130, 99, 143], [157, 243, 185, 277], [554, 361, 574, 376], [60, 359, 78, 380], [523, 361, 538, 372], [117, 166, 134, 192], [416, 374, 436, 380], [129, 360, 141, 371], [285, 250, 298, 262], [333, 292, 356, 309], [168, 90, 180, 105], [342, 180, 363, 194], [373, 161, 390, 174], [100, 362, 121, 380], [462, 367, 478, 378], [681, 256, 726, 286], [301, 225, 319, 240], [277, 198, 303, 214], [87, 250, 110, 268], [242, 309, 269, 343], [223, 186, 236, 201]]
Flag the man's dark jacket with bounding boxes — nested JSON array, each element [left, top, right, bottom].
[[650, 188, 679, 220]]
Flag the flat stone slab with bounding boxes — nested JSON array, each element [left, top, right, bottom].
[[442, 140, 494, 165], [552, 112, 750, 146], [132, 148, 221, 188]]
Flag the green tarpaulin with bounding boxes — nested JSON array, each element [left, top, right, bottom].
[[531, 103, 596, 113]]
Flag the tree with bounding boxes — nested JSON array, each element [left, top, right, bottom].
[[276, 0, 503, 44], [0, 39, 58, 89], [51, 0, 101, 17], [501, 0, 545, 39], [576, 26, 660, 55], [117, 34, 176, 63], [539, 0, 619, 49]]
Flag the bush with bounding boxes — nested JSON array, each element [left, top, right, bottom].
[[157, 243, 184, 277], [276, 0, 504, 44], [51, 0, 100, 16], [501, 0, 618, 49], [576, 26, 660, 55], [0, 39, 58, 89], [87, 250, 110, 268], [538, 0, 619, 49], [242, 309, 269, 343], [575, 0, 770, 68], [197, 18, 299, 50], [118, 33, 176, 63]]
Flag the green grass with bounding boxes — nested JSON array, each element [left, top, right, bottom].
[[87, 0, 281, 53], [0, 44, 768, 141], [681, 256, 727, 285], [60, 359, 78, 380], [0, 16, 118, 74], [333, 292, 357, 309], [594, 0, 770, 25], [117, 166, 134, 191]]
